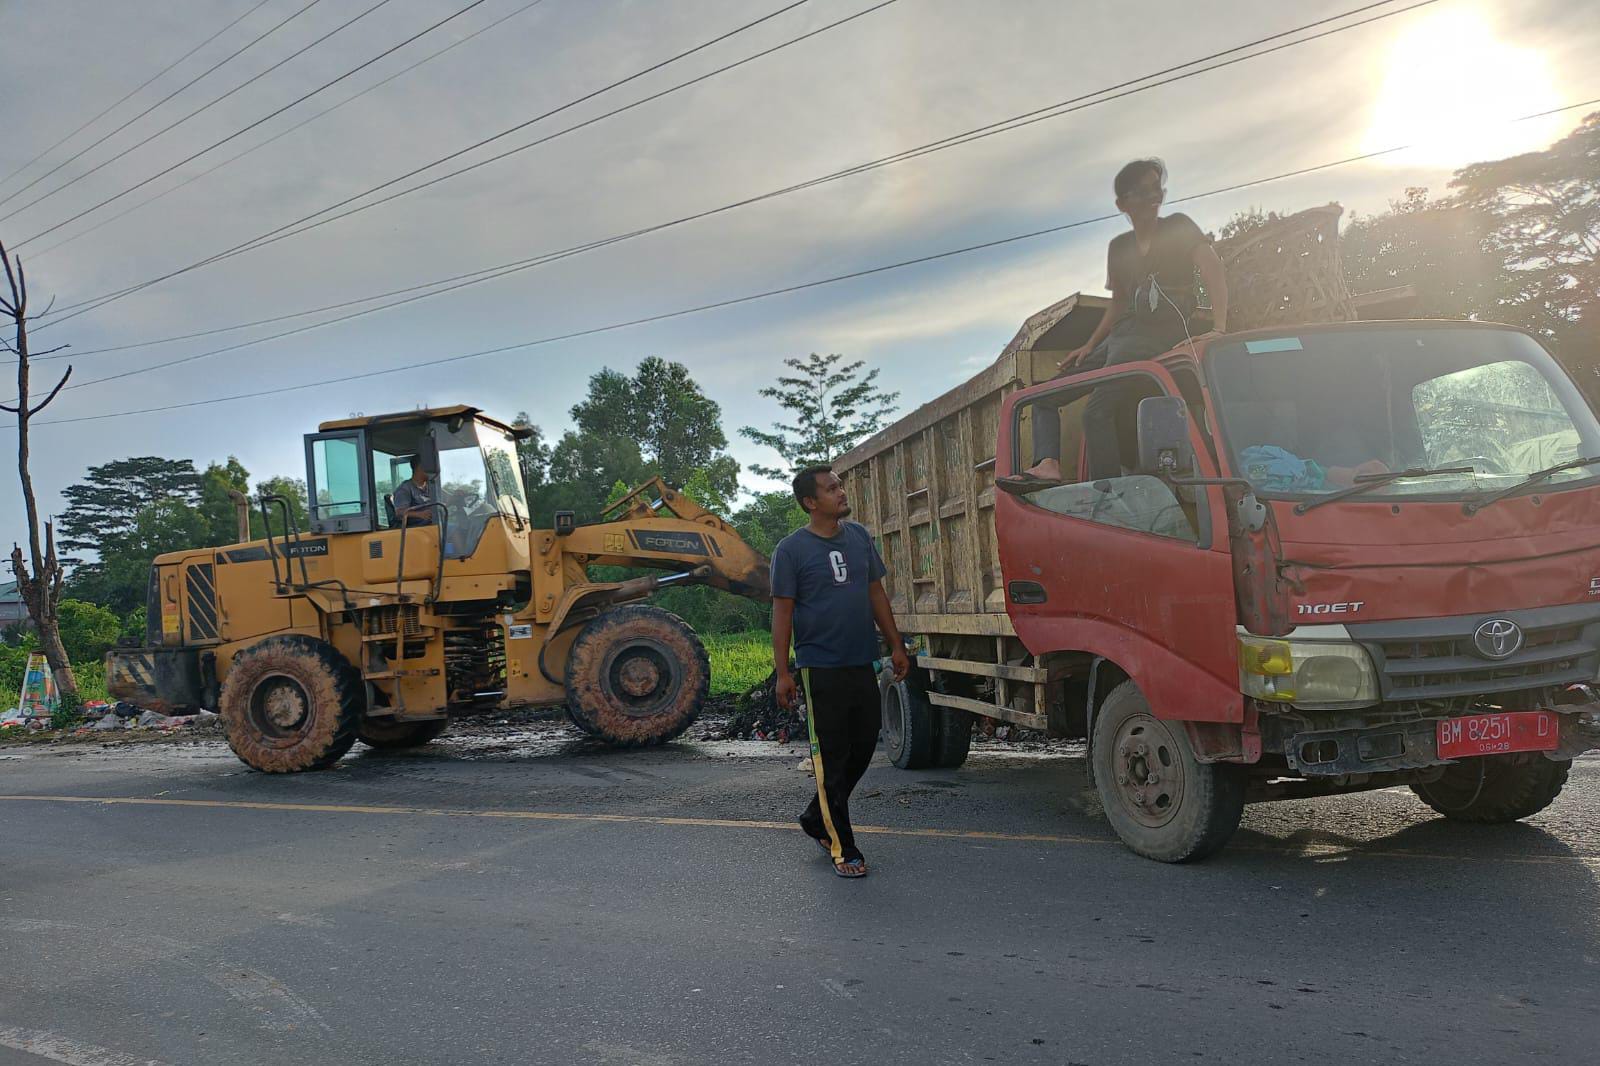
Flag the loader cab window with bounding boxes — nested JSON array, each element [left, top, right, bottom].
[[305, 432, 374, 534]]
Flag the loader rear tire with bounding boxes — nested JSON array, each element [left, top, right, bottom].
[[220, 635, 361, 773], [1091, 680, 1243, 863], [356, 717, 449, 750], [564, 605, 708, 746], [1411, 754, 1569, 823]]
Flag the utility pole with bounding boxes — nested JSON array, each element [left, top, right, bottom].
[[1, 237, 77, 700]]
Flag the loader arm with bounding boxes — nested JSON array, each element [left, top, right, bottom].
[[561, 478, 771, 602]]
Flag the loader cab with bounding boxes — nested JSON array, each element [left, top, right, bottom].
[[304, 405, 530, 560]]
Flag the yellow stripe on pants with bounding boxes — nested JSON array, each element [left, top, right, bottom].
[[802, 668, 844, 863]]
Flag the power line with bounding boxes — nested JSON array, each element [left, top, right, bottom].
[[0, 0, 278, 195], [35, 0, 1428, 378], [8, 0, 438, 243], [20, 96, 1597, 430], [0, 0, 330, 214], [29, 0, 555, 262], [35, 0, 839, 324]]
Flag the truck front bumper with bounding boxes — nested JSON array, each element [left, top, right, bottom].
[[1268, 696, 1600, 777]]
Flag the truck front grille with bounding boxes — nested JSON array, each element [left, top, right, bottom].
[[1350, 604, 1600, 702]]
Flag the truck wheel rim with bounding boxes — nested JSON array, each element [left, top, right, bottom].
[[882, 686, 906, 754], [1110, 713, 1185, 829], [602, 638, 680, 718], [250, 675, 312, 740]]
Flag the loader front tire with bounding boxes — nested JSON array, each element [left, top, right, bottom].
[[564, 605, 708, 746], [356, 716, 449, 750], [220, 635, 361, 773]]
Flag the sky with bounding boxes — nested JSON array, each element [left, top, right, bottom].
[[1, 0, 1595, 551]]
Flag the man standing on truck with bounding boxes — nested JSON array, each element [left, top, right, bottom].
[[1002, 158, 1230, 489], [772, 466, 910, 878]]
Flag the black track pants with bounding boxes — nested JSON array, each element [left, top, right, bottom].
[[798, 665, 881, 863]]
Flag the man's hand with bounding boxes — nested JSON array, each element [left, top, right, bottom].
[[775, 671, 799, 710], [890, 645, 910, 683], [1056, 343, 1094, 373]]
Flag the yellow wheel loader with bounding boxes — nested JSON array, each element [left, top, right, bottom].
[[106, 405, 771, 772]]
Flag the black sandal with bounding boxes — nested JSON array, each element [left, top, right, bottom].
[[996, 473, 1060, 495]]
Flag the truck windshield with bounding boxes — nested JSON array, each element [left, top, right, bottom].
[[1208, 326, 1600, 503]]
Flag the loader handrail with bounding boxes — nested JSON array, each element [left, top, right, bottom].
[[394, 502, 450, 604]]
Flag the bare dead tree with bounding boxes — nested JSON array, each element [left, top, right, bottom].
[[1, 237, 76, 700]]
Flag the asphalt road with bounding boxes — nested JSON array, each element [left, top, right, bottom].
[[1, 723, 1597, 1066]]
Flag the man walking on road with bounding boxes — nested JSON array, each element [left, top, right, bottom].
[[772, 466, 910, 878]]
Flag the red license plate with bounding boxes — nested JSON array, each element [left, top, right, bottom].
[[1436, 711, 1559, 759]]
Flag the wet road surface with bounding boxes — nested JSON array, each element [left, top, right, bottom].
[[2, 724, 1597, 1065]]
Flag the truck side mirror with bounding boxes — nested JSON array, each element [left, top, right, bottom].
[[418, 434, 440, 476], [1137, 395, 1194, 477]]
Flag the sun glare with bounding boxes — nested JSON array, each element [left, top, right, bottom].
[[1362, 8, 1563, 167]]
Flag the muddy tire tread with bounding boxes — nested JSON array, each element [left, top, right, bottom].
[[219, 635, 361, 773], [564, 605, 708, 747]]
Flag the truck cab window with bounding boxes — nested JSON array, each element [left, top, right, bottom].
[[1015, 378, 1198, 543]]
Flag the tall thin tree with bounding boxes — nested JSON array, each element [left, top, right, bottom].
[[1, 238, 76, 698]]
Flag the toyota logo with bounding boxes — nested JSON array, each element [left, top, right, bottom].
[[1473, 618, 1524, 660]]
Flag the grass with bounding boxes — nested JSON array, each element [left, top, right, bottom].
[[1, 661, 107, 711], [0, 639, 770, 715], [702, 630, 772, 696]]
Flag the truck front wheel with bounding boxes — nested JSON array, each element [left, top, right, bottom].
[[564, 605, 708, 746], [1091, 680, 1244, 862], [219, 636, 361, 773], [1411, 754, 1570, 823]]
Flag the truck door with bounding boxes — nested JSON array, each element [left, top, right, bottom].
[[997, 362, 1241, 723]]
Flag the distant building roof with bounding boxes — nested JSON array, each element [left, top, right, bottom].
[[0, 581, 20, 605]]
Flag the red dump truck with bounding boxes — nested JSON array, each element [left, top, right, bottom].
[[835, 291, 1600, 862]]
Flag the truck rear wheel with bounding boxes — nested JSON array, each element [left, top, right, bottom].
[[933, 705, 973, 768], [1411, 754, 1570, 823], [356, 717, 449, 750], [564, 605, 708, 746], [220, 636, 361, 773], [1090, 680, 1243, 863], [880, 674, 937, 769]]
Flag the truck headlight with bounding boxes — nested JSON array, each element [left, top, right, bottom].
[[1238, 636, 1379, 709]]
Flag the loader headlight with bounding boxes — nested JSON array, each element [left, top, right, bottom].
[[1238, 636, 1379, 709]]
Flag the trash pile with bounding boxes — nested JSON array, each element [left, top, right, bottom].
[[0, 705, 54, 731], [73, 703, 223, 735], [715, 670, 808, 742]]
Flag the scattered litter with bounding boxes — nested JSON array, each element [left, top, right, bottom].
[[714, 670, 807, 742]]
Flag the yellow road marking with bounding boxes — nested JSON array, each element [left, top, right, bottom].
[[0, 794, 1595, 866]]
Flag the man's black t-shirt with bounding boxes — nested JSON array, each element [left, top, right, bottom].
[[1106, 212, 1206, 330]]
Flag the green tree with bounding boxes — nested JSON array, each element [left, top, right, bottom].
[[199, 457, 252, 545], [731, 490, 806, 557], [740, 353, 898, 479], [569, 357, 739, 497], [56, 599, 121, 662], [536, 431, 650, 523], [59, 456, 201, 567], [254, 475, 309, 538], [511, 412, 550, 492]]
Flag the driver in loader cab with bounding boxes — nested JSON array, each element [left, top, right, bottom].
[[392, 464, 436, 526]]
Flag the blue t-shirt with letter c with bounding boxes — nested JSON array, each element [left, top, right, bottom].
[[770, 521, 887, 668]]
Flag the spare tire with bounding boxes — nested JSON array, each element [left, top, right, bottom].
[[220, 635, 361, 773], [564, 605, 708, 746]]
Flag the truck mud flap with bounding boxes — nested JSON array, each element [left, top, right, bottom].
[[106, 647, 211, 714]]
